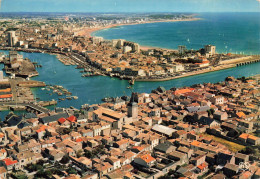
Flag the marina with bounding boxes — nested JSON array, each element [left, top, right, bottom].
[[0, 49, 259, 114]]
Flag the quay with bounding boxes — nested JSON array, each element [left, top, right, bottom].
[[136, 56, 260, 82], [1, 47, 259, 83], [0, 101, 50, 114]]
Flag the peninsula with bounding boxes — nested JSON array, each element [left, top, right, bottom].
[[0, 13, 258, 85]]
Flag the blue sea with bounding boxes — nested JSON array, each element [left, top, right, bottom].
[[93, 13, 260, 55]]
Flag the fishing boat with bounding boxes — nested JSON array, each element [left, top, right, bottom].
[[72, 96, 78, 100], [102, 97, 114, 102], [129, 78, 135, 85], [66, 96, 72, 100]]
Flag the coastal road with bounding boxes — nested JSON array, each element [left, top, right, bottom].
[[71, 52, 103, 74]]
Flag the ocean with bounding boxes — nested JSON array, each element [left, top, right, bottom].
[[93, 13, 260, 55]]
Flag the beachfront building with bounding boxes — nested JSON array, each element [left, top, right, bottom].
[[204, 45, 216, 56], [178, 45, 187, 54]]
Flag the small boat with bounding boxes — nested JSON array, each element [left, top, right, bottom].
[[129, 79, 135, 85], [41, 88, 45, 90], [102, 97, 114, 102], [66, 96, 72, 100], [72, 96, 78, 100], [127, 86, 132, 89]]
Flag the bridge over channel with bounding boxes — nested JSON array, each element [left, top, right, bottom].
[[25, 103, 50, 114]]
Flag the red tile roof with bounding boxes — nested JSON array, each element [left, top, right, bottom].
[[3, 158, 18, 166], [58, 117, 67, 124], [67, 116, 77, 123]]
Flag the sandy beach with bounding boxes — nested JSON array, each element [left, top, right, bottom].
[[77, 18, 201, 51]]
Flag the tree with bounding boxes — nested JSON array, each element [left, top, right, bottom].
[[76, 149, 84, 158], [207, 109, 212, 116], [67, 168, 77, 174], [210, 108, 215, 115], [15, 174, 28, 179], [35, 169, 52, 178], [240, 146, 256, 155], [84, 150, 94, 159], [60, 155, 70, 164], [26, 164, 43, 172], [36, 159, 45, 166]]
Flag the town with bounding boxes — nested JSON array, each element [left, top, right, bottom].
[[0, 13, 259, 85], [0, 74, 259, 178], [0, 12, 259, 179]]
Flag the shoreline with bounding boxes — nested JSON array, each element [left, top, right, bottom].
[[135, 56, 260, 82], [77, 17, 201, 51], [135, 64, 237, 82], [0, 47, 259, 82]]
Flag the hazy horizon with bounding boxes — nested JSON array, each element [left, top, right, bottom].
[[0, 0, 259, 13]]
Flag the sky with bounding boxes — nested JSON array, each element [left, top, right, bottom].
[[0, 0, 260, 13]]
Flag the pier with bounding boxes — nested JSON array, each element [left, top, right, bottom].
[[236, 59, 260, 66]]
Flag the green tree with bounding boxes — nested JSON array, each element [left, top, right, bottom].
[[15, 174, 28, 179], [210, 108, 215, 115], [67, 168, 77, 174], [76, 149, 84, 158], [35, 169, 52, 178], [240, 146, 256, 155], [84, 149, 94, 159], [60, 155, 70, 164], [207, 109, 212, 116]]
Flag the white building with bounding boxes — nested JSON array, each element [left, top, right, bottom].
[[92, 36, 104, 44], [204, 45, 216, 55], [123, 46, 132, 53], [178, 45, 186, 54], [173, 64, 185, 72]]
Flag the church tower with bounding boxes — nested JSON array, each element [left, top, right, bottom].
[[128, 93, 138, 119]]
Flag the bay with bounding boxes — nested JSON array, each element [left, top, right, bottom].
[[93, 13, 260, 55]]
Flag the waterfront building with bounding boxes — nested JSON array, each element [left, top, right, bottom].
[[133, 43, 140, 53], [123, 46, 132, 53], [204, 45, 216, 56], [92, 36, 104, 44], [7, 31, 18, 47], [9, 51, 23, 62], [178, 45, 187, 54], [173, 64, 185, 72], [112, 39, 125, 49], [17, 41, 24, 47]]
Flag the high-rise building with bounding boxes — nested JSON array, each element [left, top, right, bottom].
[[7, 31, 18, 47], [178, 45, 186, 54], [204, 45, 216, 55], [133, 43, 140, 53]]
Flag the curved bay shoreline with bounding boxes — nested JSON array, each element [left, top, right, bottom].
[[79, 17, 201, 51]]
